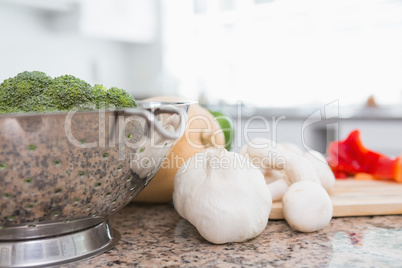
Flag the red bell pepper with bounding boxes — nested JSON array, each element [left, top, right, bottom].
[[327, 130, 402, 182]]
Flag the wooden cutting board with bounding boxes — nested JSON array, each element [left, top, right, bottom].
[[270, 179, 402, 220]]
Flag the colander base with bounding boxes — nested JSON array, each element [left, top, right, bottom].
[[0, 220, 120, 268]]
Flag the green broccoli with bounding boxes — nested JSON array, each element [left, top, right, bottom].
[[0, 71, 54, 113], [106, 87, 137, 109], [0, 71, 137, 115], [92, 84, 109, 109], [47, 74, 95, 111]]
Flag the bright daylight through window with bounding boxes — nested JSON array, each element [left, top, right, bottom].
[[162, 0, 402, 107]]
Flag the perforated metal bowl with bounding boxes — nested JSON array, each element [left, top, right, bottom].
[[0, 101, 190, 267]]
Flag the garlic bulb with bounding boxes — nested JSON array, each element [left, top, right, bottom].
[[173, 148, 272, 244]]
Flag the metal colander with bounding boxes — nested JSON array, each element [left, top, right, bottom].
[[0, 101, 190, 267]]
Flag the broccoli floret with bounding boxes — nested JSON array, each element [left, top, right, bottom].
[[47, 74, 95, 111], [0, 71, 137, 115], [92, 84, 108, 109], [92, 84, 137, 110], [0, 71, 54, 113], [106, 87, 137, 109], [21, 95, 58, 113]]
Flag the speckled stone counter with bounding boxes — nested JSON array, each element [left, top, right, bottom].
[[66, 203, 402, 267]]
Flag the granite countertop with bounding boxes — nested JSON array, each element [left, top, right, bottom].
[[66, 203, 402, 268]]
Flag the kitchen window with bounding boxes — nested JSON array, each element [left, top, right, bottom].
[[162, 0, 402, 108]]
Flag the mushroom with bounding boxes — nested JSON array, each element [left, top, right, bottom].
[[282, 181, 333, 232], [239, 138, 292, 184], [241, 138, 334, 232], [266, 153, 321, 201], [240, 138, 320, 201], [280, 143, 335, 192], [304, 150, 336, 192], [240, 138, 337, 201], [280, 142, 303, 155], [239, 137, 281, 179], [264, 169, 287, 184]]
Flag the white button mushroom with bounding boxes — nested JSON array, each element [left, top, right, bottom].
[[304, 150, 336, 192], [279, 143, 335, 192], [173, 147, 272, 244], [282, 181, 333, 232], [268, 153, 321, 201], [240, 138, 320, 201], [280, 142, 303, 155], [239, 137, 283, 180], [278, 144, 336, 192], [240, 138, 334, 233]]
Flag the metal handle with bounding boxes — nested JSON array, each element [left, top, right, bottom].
[[123, 104, 187, 140]]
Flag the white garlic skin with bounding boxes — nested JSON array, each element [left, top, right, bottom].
[[173, 148, 272, 244]]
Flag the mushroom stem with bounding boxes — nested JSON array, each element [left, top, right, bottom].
[[304, 150, 336, 192], [267, 178, 289, 201]]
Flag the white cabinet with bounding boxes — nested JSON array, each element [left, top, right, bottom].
[[0, 0, 158, 43]]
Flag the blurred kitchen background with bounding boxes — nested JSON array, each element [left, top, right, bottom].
[[1, 0, 402, 155]]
